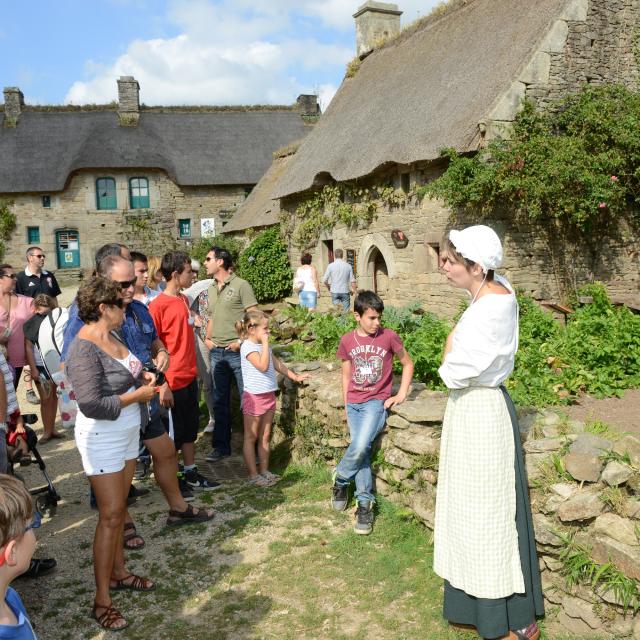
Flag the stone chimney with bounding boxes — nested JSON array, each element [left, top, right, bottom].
[[3, 87, 24, 127], [353, 1, 402, 59], [296, 94, 320, 116], [117, 76, 140, 126]]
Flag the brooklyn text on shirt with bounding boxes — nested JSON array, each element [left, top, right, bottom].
[[348, 344, 388, 359]]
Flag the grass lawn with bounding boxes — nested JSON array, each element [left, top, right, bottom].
[[38, 464, 604, 639]]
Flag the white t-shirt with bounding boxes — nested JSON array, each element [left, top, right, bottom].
[[294, 266, 316, 292], [438, 276, 519, 389], [240, 341, 277, 394]]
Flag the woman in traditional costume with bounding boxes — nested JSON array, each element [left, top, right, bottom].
[[434, 225, 544, 640]]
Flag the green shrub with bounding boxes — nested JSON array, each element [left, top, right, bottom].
[[236, 226, 292, 303]]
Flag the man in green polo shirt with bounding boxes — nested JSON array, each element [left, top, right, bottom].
[[203, 247, 258, 461]]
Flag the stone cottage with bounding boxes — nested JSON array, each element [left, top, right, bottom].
[[0, 76, 317, 275], [263, 0, 640, 314]]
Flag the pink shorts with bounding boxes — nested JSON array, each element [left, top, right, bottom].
[[242, 391, 276, 416]]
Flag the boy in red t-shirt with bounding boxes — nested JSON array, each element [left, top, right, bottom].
[[149, 252, 218, 495], [333, 291, 414, 534]]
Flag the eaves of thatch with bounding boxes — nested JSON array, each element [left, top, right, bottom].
[[0, 110, 312, 193], [274, 0, 571, 199]]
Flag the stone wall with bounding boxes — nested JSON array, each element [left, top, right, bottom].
[[1, 170, 248, 273], [283, 175, 640, 318], [276, 364, 640, 638]]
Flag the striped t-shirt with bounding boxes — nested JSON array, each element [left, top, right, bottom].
[[0, 352, 18, 429], [240, 341, 277, 394]]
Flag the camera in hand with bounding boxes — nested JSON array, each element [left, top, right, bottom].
[[142, 363, 166, 387]]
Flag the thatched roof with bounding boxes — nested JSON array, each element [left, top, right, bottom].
[[275, 0, 569, 198], [0, 110, 312, 193], [223, 153, 296, 232]]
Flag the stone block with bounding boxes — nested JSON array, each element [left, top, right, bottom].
[[627, 473, 640, 495], [533, 513, 564, 546], [560, 0, 588, 21], [542, 494, 566, 515], [570, 433, 613, 456], [557, 491, 604, 522], [519, 52, 551, 85], [418, 469, 438, 485], [540, 20, 569, 53], [386, 414, 410, 429], [590, 535, 640, 581], [408, 490, 435, 528], [602, 461, 633, 487], [550, 483, 577, 499], [375, 464, 409, 484], [594, 513, 638, 547], [627, 499, 640, 519], [326, 437, 349, 449], [614, 436, 640, 467], [490, 81, 526, 121], [390, 392, 447, 423], [524, 437, 567, 454], [383, 446, 414, 470], [388, 427, 440, 456], [556, 611, 595, 636], [564, 452, 603, 483], [562, 595, 603, 630]]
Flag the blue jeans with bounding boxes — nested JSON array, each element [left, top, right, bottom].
[[335, 399, 386, 503], [332, 292, 350, 313], [299, 291, 317, 309], [210, 347, 244, 455]]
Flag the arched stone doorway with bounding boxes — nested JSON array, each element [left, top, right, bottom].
[[368, 247, 389, 295]]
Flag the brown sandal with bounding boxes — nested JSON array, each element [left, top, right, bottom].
[[110, 573, 155, 592], [92, 602, 128, 631], [123, 521, 145, 550], [166, 504, 215, 527]]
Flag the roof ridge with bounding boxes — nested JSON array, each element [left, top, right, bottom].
[[1, 104, 299, 113]]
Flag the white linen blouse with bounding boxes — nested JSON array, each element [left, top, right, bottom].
[[438, 276, 518, 389]]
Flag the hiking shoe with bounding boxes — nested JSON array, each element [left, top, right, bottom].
[[261, 471, 280, 485], [205, 449, 230, 463], [331, 482, 349, 512], [177, 474, 195, 502], [248, 474, 271, 487], [185, 468, 221, 491], [26, 389, 40, 405], [203, 420, 215, 433], [354, 501, 374, 535]]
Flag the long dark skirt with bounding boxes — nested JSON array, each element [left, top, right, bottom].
[[442, 387, 544, 639]]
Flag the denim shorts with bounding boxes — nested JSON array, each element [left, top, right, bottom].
[[299, 291, 318, 309]]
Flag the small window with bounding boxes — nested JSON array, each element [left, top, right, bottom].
[[41, 195, 51, 208], [178, 218, 191, 238], [27, 227, 40, 243], [129, 177, 150, 209], [400, 173, 411, 194], [96, 177, 117, 210]]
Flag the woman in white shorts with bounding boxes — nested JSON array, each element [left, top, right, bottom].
[[65, 277, 157, 632]]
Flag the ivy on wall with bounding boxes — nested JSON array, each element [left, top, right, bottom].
[[0, 200, 16, 260]]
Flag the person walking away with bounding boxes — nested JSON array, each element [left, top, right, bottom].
[[23, 295, 64, 442], [236, 310, 309, 486], [0, 475, 41, 639], [294, 253, 320, 311], [331, 290, 413, 534], [434, 225, 543, 640], [202, 247, 258, 462], [149, 252, 219, 493], [322, 249, 356, 313]]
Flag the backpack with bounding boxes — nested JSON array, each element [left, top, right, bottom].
[[37, 307, 69, 377]]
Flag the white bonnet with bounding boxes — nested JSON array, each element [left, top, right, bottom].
[[448, 225, 503, 273]]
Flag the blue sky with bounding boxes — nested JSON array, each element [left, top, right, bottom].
[[0, 0, 441, 109]]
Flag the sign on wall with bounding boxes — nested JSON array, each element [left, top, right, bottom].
[[201, 218, 216, 237], [346, 249, 357, 276]]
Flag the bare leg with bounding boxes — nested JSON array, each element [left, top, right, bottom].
[[257, 411, 274, 475], [242, 414, 260, 477], [111, 459, 137, 580], [36, 380, 60, 438], [143, 433, 187, 511]]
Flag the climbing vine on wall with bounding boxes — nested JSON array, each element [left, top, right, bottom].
[[282, 184, 408, 250], [0, 200, 16, 260], [424, 86, 640, 233]]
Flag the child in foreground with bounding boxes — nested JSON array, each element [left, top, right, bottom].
[[332, 290, 414, 534], [0, 474, 39, 639], [236, 310, 310, 487]]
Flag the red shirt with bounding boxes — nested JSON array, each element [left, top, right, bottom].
[[336, 328, 404, 403], [149, 293, 197, 391]]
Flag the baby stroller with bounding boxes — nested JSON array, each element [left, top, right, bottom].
[[8, 413, 61, 517]]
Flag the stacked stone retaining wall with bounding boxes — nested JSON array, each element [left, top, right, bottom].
[[276, 364, 640, 638]]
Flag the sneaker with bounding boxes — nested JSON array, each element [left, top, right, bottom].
[[354, 501, 374, 535], [261, 471, 280, 485], [247, 474, 271, 487], [203, 420, 215, 433], [185, 468, 221, 491], [205, 449, 230, 463], [331, 482, 349, 512], [177, 474, 195, 502], [26, 389, 40, 405]]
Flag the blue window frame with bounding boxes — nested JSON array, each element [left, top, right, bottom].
[[129, 177, 150, 209], [96, 178, 117, 210], [27, 227, 40, 243], [178, 219, 191, 238]]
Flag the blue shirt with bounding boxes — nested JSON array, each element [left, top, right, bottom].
[[0, 588, 37, 639], [61, 300, 158, 364]]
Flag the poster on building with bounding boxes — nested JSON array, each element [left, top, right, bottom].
[[201, 218, 216, 237], [346, 249, 357, 277]]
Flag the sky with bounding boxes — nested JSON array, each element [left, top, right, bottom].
[[0, 0, 442, 110]]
